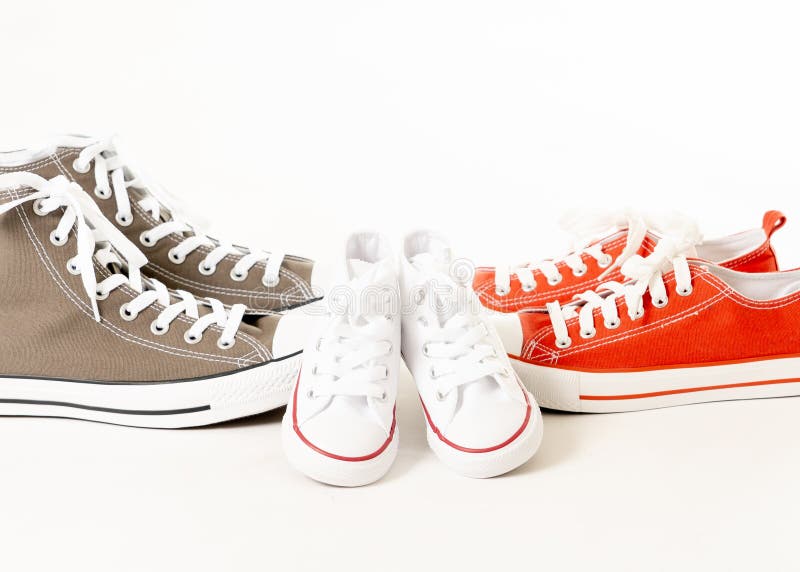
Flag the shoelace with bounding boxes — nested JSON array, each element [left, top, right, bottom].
[[308, 314, 393, 401], [72, 136, 286, 287], [413, 270, 510, 400], [545, 227, 702, 349], [494, 209, 696, 296], [0, 173, 246, 349]]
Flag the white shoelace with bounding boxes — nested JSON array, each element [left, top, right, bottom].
[[494, 209, 696, 296], [411, 256, 510, 399], [545, 229, 701, 349], [0, 173, 246, 349], [420, 312, 510, 400], [72, 137, 286, 287], [308, 315, 393, 401]]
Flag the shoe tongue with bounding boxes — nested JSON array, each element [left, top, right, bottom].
[[348, 258, 378, 279], [409, 252, 451, 277]]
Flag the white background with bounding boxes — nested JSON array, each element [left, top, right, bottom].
[[2, 1, 800, 570]]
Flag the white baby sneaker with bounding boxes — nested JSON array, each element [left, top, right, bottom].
[[400, 230, 543, 478], [281, 232, 400, 487]]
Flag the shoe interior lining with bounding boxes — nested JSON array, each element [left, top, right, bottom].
[[699, 262, 800, 301], [695, 228, 766, 264]]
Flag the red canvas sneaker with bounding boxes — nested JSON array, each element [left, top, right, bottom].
[[495, 231, 800, 412], [474, 209, 786, 313]]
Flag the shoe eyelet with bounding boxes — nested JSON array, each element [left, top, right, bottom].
[[653, 296, 668, 308], [49, 230, 68, 246], [94, 186, 112, 199], [139, 232, 155, 247], [604, 318, 621, 329], [66, 258, 81, 275], [198, 261, 217, 275], [555, 337, 572, 349], [572, 265, 588, 277], [521, 282, 536, 293], [33, 199, 48, 216], [435, 390, 446, 401], [306, 388, 316, 399], [430, 366, 439, 379], [580, 328, 596, 339], [217, 337, 236, 350], [95, 288, 109, 301], [230, 268, 248, 282], [677, 285, 693, 297], [547, 274, 563, 286], [184, 330, 203, 345], [377, 391, 388, 402], [262, 274, 280, 288], [150, 320, 169, 335], [168, 249, 186, 264], [119, 303, 138, 321], [72, 159, 90, 174], [115, 212, 133, 227], [634, 307, 645, 319], [495, 285, 510, 296], [422, 342, 432, 357], [598, 254, 613, 268]]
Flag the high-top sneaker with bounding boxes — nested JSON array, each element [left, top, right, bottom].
[[0, 173, 304, 428], [282, 233, 400, 486], [474, 209, 786, 313], [0, 135, 319, 314], [400, 230, 543, 478]]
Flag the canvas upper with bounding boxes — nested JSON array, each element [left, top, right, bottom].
[[474, 209, 786, 313], [0, 135, 319, 315]]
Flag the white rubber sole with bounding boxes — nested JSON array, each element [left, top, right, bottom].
[[426, 398, 543, 479], [511, 354, 800, 413], [0, 352, 303, 428], [281, 413, 398, 487]]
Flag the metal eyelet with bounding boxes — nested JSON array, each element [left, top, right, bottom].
[[495, 285, 510, 296], [597, 254, 613, 268], [198, 261, 217, 276], [150, 320, 169, 335], [230, 268, 248, 282], [677, 285, 694, 297], [72, 159, 90, 174], [184, 330, 203, 345], [217, 337, 236, 350], [115, 212, 133, 227], [604, 318, 621, 329], [521, 282, 536, 292], [66, 258, 81, 275], [555, 337, 572, 348], [94, 186, 112, 199], [572, 265, 588, 277], [653, 296, 668, 308], [49, 230, 67, 246], [33, 199, 48, 216], [547, 274, 563, 286], [168, 249, 186, 264], [580, 328, 596, 339], [139, 232, 155, 247], [119, 304, 138, 321], [95, 288, 109, 301], [262, 274, 280, 288]]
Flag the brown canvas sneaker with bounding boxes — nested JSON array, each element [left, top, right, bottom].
[[0, 135, 320, 314], [0, 172, 306, 428]]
